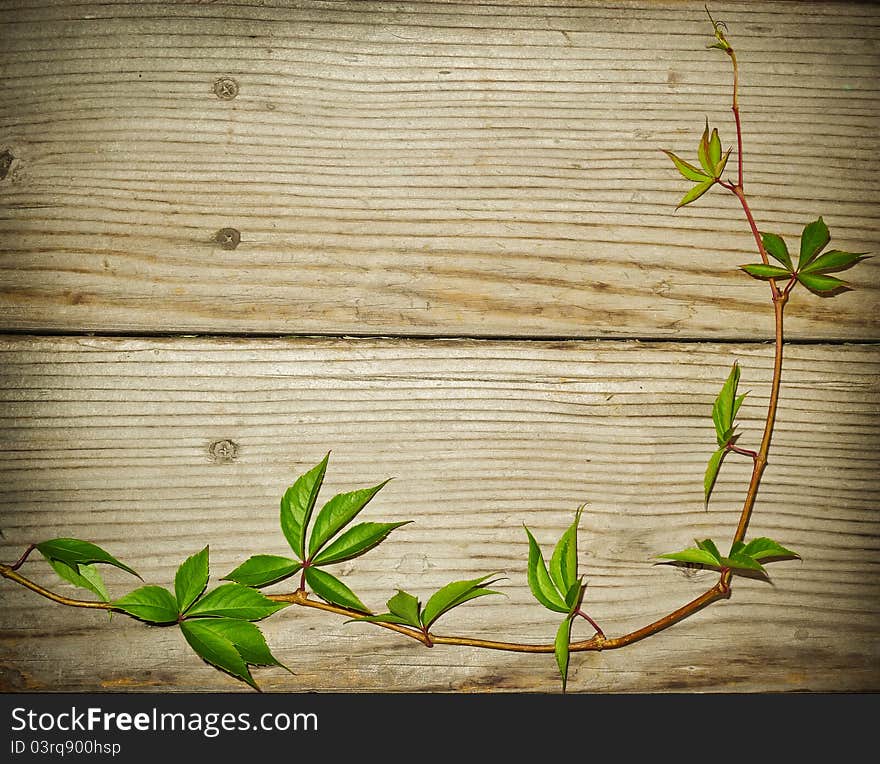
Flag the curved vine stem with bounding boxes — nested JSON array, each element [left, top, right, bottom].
[[0, 13, 789, 680]]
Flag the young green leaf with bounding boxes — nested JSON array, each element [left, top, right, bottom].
[[174, 546, 210, 614], [798, 217, 830, 270], [761, 232, 793, 270], [564, 579, 585, 611], [113, 585, 179, 624], [708, 127, 722, 169], [387, 589, 422, 627], [740, 263, 792, 280], [307, 481, 390, 558], [311, 520, 410, 567], [722, 550, 766, 574], [656, 542, 723, 570], [662, 150, 711, 183], [714, 146, 732, 178], [555, 617, 573, 692], [696, 538, 722, 562], [179, 619, 258, 690], [48, 559, 110, 602], [712, 362, 744, 447], [740, 537, 800, 562], [799, 250, 868, 275], [186, 617, 289, 672], [420, 574, 502, 630], [223, 555, 301, 588], [549, 507, 582, 597], [36, 538, 140, 579], [525, 526, 569, 613], [280, 452, 330, 560], [704, 446, 726, 506], [697, 121, 713, 175], [305, 567, 370, 613], [185, 583, 287, 621], [797, 272, 848, 293], [677, 178, 715, 208]]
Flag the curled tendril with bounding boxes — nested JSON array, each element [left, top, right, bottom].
[[705, 6, 732, 51]]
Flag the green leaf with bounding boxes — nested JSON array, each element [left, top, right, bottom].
[[420, 574, 501, 630], [656, 547, 722, 569], [185, 617, 288, 671], [564, 579, 585, 612], [704, 446, 726, 506], [311, 521, 410, 566], [387, 589, 422, 627], [697, 121, 713, 175], [555, 617, 573, 692], [113, 585, 179, 624], [800, 249, 868, 275], [48, 559, 110, 602], [722, 551, 766, 574], [525, 527, 568, 613], [676, 178, 715, 208], [696, 538, 723, 562], [280, 453, 330, 560], [740, 263, 792, 280], [549, 507, 582, 597], [797, 272, 848, 293], [307, 481, 390, 558], [798, 217, 830, 270], [713, 362, 742, 445], [741, 537, 801, 562], [305, 567, 370, 613], [714, 146, 732, 178], [179, 619, 257, 689], [174, 546, 210, 614], [185, 583, 287, 621], [663, 150, 711, 183], [36, 538, 140, 579], [708, 127, 722, 169], [761, 232, 793, 270], [223, 555, 302, 588]]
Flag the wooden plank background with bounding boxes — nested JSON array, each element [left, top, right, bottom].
[[0, 1, 878, 693]]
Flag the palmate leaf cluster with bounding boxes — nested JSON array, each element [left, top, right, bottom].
[[663, 120, 731, 208], [741, 217, 869, 294], [113, 546, 289, 689], [224, 452, 409, 613]]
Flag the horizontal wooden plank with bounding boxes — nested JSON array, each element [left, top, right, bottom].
[[0, 335, 877, 692], [0, 1, 878, 339]]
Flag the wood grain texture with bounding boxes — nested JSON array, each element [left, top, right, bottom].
[[0, 336, 877, 692], [1, 1, 878, 339]]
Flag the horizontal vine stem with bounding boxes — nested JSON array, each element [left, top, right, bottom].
[[0, 565, 113, 610], [0, 564, 729, 655]]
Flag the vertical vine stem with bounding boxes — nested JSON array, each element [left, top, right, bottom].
[[716, 20, 787, 547]]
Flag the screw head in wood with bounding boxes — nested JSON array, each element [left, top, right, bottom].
[[209, 439, 238, 462], [214, 228, 240, 250], [213, 77, 239, 100]]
